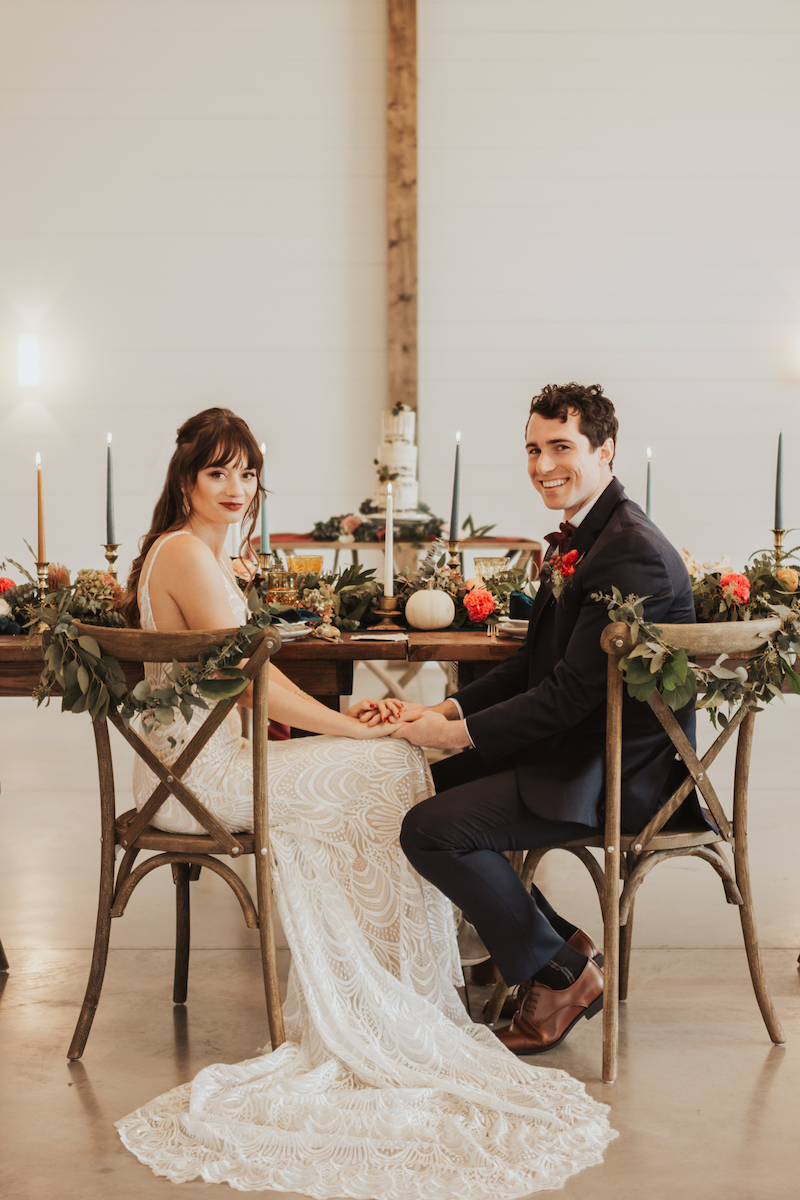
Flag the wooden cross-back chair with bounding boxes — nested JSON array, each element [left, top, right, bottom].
[[67, 622, 285, 1061], [484, 616, 786, 1082]]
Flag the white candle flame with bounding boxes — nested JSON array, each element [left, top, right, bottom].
[[35, 452, 41, 466], [456, 431, 461, 443], [107, 432, 112, 445], [647, 446, 652, 461], [387, 481, 393, 494]]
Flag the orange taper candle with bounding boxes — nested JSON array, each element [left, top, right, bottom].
[[36, 452, 46, 562]]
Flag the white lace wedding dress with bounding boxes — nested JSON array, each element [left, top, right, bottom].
[[118, 531, 616, 1197]]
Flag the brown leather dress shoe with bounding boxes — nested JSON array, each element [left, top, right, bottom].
[[487, 928, 603, 1022], [493, 959, 604, 1055]]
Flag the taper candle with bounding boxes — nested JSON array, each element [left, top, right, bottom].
[[646, 447, 652, 520], [775, 432, 783, 530], [106, 433, 115, 544], [36, 452, 46, 562], [260, 443, 270, 553], [449, 432, 461, 540], [384, 483, 394, 597]]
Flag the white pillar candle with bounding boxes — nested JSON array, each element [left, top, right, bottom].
[[384, 482, 394, 597]]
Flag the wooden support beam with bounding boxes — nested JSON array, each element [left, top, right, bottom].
[[387, 0, 417, 410]]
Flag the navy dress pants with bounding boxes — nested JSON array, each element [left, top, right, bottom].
[[400, 749, 598, 986]]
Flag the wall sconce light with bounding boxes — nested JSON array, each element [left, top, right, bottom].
[[17, 335, 42, 388]]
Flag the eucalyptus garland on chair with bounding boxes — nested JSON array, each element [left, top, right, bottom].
[[593, 588, 800, 728], [31, 581, 276, 739]]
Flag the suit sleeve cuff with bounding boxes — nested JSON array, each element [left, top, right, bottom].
[[449, 697, 465, 719]]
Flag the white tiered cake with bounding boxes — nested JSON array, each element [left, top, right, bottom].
[[374, 405, 419, 515]]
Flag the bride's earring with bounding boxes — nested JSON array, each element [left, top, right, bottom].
[[182, 491, 191, 517]]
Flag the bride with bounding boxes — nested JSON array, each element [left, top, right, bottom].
[[115, 407, 615, 1198]]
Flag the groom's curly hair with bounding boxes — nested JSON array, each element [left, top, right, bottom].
[[528, 383, 618, 464]]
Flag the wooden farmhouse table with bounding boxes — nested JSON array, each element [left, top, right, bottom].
[[0, 630, 521, 708]]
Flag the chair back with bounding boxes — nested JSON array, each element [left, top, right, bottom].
[[75, 622, 282, 857]]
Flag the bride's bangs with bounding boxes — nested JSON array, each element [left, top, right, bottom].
[[199, 427, 262, 475]]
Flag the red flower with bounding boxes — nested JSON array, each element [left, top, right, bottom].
[[720, 572, 750, 604], [0, 577, 15, 593], [552, 549, 580, 578], [463, 587, 496, 622]]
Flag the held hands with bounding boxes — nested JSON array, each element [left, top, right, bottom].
[[390, 711, 472, 750], [347, 698, 406, 727]]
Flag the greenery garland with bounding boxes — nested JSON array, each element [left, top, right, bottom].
[[32, 582, 276, 742], [594, 588, 800, 727]]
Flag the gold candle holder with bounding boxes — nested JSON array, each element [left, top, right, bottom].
[[258, 551, 277, 575], [371, 595, 405, 632], [36, 560, 50, 599], [447, 539, 461, 573], [772, 529, 785, 561], [102, 542, 120, 579]]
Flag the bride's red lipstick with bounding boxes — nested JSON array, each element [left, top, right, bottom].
[[221, 502, 243, 511]]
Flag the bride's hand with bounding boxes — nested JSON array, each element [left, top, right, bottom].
[[346, 698, 405, 726], [351, 718, 409, 740]]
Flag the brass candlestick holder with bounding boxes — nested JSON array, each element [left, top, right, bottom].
[[36, 560, 50, 599], [447, 539, 461, 573], [371, 595, 405, 632], [102, 542, 120, 579], [258, 551, 278, 575], [772, 529, 786, 561]]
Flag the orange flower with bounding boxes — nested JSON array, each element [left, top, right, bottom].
[[463, 588, 496, 622], [720, 573, 750, 604]]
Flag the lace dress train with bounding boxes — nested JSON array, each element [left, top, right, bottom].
[[118, 533, 616, 1196]]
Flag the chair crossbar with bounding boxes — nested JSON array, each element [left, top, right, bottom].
[[113, 638, 273, 853], [645, 692, 735, 844], [110, 714, 243, 855]]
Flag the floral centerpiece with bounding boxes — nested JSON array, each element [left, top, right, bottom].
[[392, 539, 537, 630]]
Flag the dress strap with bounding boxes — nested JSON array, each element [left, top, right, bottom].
[[140, 530, 192, 596]]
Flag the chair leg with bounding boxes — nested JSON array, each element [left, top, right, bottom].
[[734, 840, 785, 1045], [67, 838, 116, 1060], [619, 897, 635, 1003], [0, 938, 8, 972], [172, 863, 191, 1005]]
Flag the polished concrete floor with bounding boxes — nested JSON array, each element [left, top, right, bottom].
[[2, 664, 800, 1199]]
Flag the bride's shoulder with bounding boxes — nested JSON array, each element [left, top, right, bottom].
[[147, 531, 216, 574]]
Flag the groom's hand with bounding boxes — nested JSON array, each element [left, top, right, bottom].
[[394, 698, 463, 723], [390, 711, 472, 750]]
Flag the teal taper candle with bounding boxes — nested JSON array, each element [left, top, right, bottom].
[[645, 447, 652, 520], [106, 433, 115, 544], [260, 442, 270, 553], [775, 432, 783, 530], [449, 432, 461, 539]]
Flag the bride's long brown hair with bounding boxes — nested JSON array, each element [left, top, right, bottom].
[[120, 407, 265, 628]]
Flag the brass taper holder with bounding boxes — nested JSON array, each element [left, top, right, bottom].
[[772, 529, 785, 561], [447, 539, 461, 573], [102, 543, 120, 579], [371, 595, 405, 632], [36, 560, 50, 599]]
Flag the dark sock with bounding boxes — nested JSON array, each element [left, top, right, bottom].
[[548, 914, 579, 942], [533, 942, 588, 991]]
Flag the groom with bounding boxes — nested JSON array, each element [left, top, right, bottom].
[[395, 382, 698, 1055]]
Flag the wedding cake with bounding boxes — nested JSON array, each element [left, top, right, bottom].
[[374, 405, 419, 515]]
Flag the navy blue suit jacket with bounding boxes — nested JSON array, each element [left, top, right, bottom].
[[452, 478, 698, 833]]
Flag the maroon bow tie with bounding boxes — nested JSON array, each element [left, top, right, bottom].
[[544, 522, 576, 552]]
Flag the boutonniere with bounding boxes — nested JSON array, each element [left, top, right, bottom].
[[545, 549, 583, 600]]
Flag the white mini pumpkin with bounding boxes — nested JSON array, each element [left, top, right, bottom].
[[404, 585, 456, 631]]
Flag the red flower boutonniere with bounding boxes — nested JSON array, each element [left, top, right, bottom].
[[545, 549, 583, 600]]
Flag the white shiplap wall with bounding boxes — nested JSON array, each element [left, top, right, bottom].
[[1, 0, 799, 578], [417, 1, 800, 569], [0, 0, 387, 576]]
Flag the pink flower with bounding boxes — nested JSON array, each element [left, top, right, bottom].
[[463, 588, 496, 622], [340, 514, 361, 535], [720, 573, 750, 604], [0, 577, 15, 593]]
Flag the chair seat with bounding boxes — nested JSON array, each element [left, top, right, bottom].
[[556, 818, 721, 855], [116, 808, 254, 855]]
